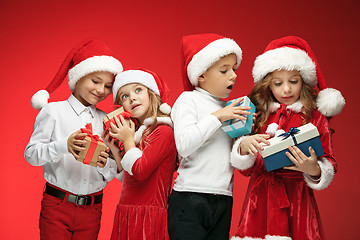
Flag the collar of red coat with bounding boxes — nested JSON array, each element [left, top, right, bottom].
[[134, 117, 173, 144], [268, 100, 303, 113]]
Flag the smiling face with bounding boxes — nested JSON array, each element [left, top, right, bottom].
[[117, 83, 151, 124], [269, 69, 303, 106], [198, 54, 237, 98], [73, 71, 114, 106]]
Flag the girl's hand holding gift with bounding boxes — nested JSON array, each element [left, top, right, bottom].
[[102, 131, 123, 172], [109, 115, 136, 151], [239, 134, 270, 156], [284, 146, 321, 177], [67, 130, 87, 159]]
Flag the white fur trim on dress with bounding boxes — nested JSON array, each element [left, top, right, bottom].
[[253, 47, 316, 87], [316, 88, 345, 117], [112, 70, 160, 102], [68, 55, 123, 91], [31, 89, 49, 110], [231, 235, 291, 240], [121, 147, 143, 175], [230, 136, 257, 170], [187, 38, 242, 86], [133, 117, 173, 144], [303, 157, 335, 190]]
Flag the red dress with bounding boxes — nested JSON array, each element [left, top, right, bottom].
[[231, 104, 337, 240], [111, 118, 177, 240]]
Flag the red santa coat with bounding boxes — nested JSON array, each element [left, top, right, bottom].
[[230, 102, 337, 240], [111, 117, 177, 240]]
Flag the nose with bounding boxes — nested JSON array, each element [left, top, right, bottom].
[[95, 84, 105, 95], [283, 83, 291, 93], [230, 70, 237, 82]]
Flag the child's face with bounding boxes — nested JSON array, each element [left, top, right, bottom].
[[198, 54, 237, 98], [117, 83, 150, 124], [269, 70, 302, 106], [73, 71, 114, 106]]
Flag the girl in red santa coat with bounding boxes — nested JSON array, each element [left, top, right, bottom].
[[103, 69, 177, 240], [230, 36, 345, 240]]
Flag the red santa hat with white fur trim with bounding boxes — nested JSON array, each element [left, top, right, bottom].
[[252, 36, 345, 118], [181, 33, 242, 91], [31, 39, 123, 110], [112, 69, 171, 114]]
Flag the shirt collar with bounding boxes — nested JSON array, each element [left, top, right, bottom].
[[67, 94, 96, 117], [195, 87, 222, 101]]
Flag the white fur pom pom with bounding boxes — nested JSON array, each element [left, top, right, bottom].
[[265, 123, 278, 136], [317, 88, 345, 117], [31, 90, 49, 110], [159, 103, 171, 114]]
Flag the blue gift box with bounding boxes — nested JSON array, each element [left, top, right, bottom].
[[259, 123, 325, 172], [221, 96, 256, 138]]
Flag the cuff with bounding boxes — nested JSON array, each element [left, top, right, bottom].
[[115, 170, 124, 182], [304, 157, 335, 190], [230, 136, 256, 170], [121, 148, 143, 175], [56, 138, 69, 156], [97, 158, 117, 182]]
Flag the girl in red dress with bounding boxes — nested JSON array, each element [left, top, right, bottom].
[[104, 69, 177, 240], [230, 36, 345, 240]]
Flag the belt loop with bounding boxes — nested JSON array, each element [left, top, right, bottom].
[[62, 192, 70, 205], [91, 195, 94, 206]]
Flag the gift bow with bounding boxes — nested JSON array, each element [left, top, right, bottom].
[[80, 123, 104, 143], [279, 127, 300, 145]]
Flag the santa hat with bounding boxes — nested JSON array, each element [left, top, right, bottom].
[[31, 39, 123, 110], [181, 33, 242, 91], [252, 36, 345, 117], [112, 69, 171, 114]]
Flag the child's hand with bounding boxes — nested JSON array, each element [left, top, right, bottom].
[[239, 134, 270, 156], [284, 146, 321, 177], [97, 148, 109, 168], [109, 115, 136, 151], [101, 131, 123, 172], [67, 130, 88, 159], [212, 97, 251, 122]]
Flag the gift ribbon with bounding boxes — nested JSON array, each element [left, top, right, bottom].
[[227, 99, 245, 131], [103, 111, 134, 132], [279, 127, 300, 145], [80, 123, 104, 165]]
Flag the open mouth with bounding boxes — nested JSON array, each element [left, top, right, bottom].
[[131, 104, 140, 110], [227, 85, 234, 90]]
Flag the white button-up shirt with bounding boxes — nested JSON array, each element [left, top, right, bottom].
[[25, 94, 117, 195]]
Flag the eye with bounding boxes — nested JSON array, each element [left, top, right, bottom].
[[273, 81, 282, 87], [105, 84, 113, 89], [92, 79, 99, 84], [135, 87, 142, 93], [290, 78, 299, 84], [121, 94, 128, 100], [220, 70, 227, 74]]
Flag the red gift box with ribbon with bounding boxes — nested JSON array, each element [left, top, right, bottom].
[[77, 123, 107, 167], [103, 106, 135, 132]]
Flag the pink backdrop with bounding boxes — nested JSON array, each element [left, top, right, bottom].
[[1, 0, 359, 239]]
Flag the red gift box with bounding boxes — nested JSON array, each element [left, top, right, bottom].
[[103, 106, 134, 132], [77, 123, 107, 167]]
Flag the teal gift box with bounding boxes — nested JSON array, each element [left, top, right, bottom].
[[259, 123, 325, 172], [221, 96, 256, 138]]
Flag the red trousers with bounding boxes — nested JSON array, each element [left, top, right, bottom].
[[39, 188, 103, 240]]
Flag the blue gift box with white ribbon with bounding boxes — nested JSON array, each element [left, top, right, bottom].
[[221, 96, 256, 138], [259, 123, 325, 172]]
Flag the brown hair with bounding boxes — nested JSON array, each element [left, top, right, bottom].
[[115, 87, 170, 149], [250, 72, 317, 133]]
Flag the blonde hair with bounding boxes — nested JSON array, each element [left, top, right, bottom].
[[251, 72, 317, 133], [115, 87, 170, 148]]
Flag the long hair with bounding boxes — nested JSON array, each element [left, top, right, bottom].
[[250, 72, 317, 133], [115, 88, 170, 149]]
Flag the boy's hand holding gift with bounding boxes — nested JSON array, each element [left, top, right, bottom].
[[67, 123, 109, 168]]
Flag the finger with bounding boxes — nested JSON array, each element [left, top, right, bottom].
[[129, 119, 135, 130], [75, 132, 87, 139], [285, 151, 299, 166], [72, 145, 86, 152], [233, 115, 247, 121], [292, 145, 307, 160], [283, 165, 298, 171], [74, 139, 87, 146], [110, 121, 119, 131], [114, 116, 122, 127], [230, 97, 244, 106], [288, 146, 301, 161], [249, 144, 258, 155], [309, 146, 317, 158], [119, 115, 127, 126]]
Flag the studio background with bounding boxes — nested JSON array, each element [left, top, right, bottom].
[[1, 1, 359, 239]]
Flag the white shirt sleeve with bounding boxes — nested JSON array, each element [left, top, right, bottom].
[[171, 99, 221, 158], [24, 106, 69, 166], [96, 158, 119, 182]]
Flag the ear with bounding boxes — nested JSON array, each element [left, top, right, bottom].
[[198, 74, 205, 83]]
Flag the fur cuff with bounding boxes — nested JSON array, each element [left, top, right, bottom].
[[230, 136, 257, 170], [121, 148, 143, 175], [304, 157, 334, 190]]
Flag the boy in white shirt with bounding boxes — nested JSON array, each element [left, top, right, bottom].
[[25, 39, 123, 240], [168, 33, 250, 240]]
